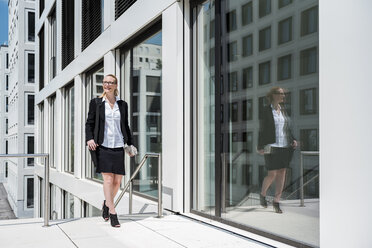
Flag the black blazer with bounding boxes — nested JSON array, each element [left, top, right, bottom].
[[85, 98, 133, 146], [257, 105, 295, 150]]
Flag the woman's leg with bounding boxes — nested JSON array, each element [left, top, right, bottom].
[[102, 173, 116, 214], [261, 170, 277, 196], [274, 168, 287, 202], [112, 174, 123, 202]]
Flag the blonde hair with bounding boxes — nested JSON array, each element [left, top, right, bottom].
[[99, 74, 119, 98], [266, 86, 283, 103]]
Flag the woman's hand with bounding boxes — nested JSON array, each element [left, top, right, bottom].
[[87, 139, 98, 151], [292, 140, 298, 149], [257, 149, 265, 155]]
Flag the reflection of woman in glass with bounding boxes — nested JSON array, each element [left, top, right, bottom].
[[257, 87, 297, 213], [86, 74, 137, 227]]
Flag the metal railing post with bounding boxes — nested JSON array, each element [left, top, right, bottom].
[[129, 181, 133, 215], [300, 152, 304, 207], [221, 153, 226, 213], [157, 153, 162, 218]]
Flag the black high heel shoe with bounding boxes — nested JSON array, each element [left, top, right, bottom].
[[110, 213, 121, 227], [260, 194, 267, 208], [102, 200, 109, 221], [273, 201, 283, 214]]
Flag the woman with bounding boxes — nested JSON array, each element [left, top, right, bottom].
[[257, 87, 297, 213], [85, 74, 137, 227]]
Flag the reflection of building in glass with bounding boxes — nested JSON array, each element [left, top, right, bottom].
[[3, 0, 36, 218]]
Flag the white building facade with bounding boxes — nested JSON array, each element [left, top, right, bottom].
[[5, 0, 36, 218], [0, 45, 10, 184], [33, 0, 372, 247]]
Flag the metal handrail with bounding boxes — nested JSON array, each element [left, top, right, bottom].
[[0, 153, 50, 227], [114, 153, 163, 218], [299, 151, 319, 206]]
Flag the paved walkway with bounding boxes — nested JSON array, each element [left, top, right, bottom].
[[0, 183, 16, 220], [0, 213, 293, 248]]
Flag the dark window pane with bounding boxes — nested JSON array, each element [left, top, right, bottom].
[[300, 47, 317, 75], [258, 96, 269, 119], [28, 12, 35, 42], [242, 2, 252, 26], [259, 61, 270, 85], [259, 26, 271, 51], [301, 6, 318, 36], [242, 34, 253, 57], [277, 54, 292, 81], [147, 96, 161, 112], [259, 0, 271, 18], [229, 102, 238, 122], [27, 136, 35, 166], [278, 17, 292, 44], [228, 41, 237, 62], [146, 76, 161, 93], [300, 129, 318, 151], [28, 54, 35, 83], [228, 72, 238, 92], [226, 10, 237, 32], [300, 88, 317, 115], [28, 95, 35, 125], [242, 99, 253, 120], [242, 67, 253, 88], [279, 0, 292, 8], [27, 178, 34, 208]]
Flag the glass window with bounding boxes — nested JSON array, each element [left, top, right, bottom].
[[277, 54, 292, 81], [28, 12, 35, 42], [300, 129, 318, 151], [228, 71, 238, 92], [301, 6, 318, 36], [50, 95, 57, 168], [5, 96, 8, 112], [259, 0, 271, 18], [49, 9, 57, 80], [193, 2, 319, 246], [28, 53, 35, 83], [121, 30, 162, 198], [6, 75, 8, 90], [26, 136, 35, 166], [242, 34, 253, 57], [259, 26, 271, 51], [300, 88, 317, 115], [279, 0, 292, 9], [63, 191, 74, 219], [85, 66, 104, 180], [5, 119, 8, 134], [278, 17, 292, 44], [226, 10, 237, 32], [65, 84, 74, 173], [241, 2, 252, 26], [5, 162, 8, 178], [5, 140, 8, 154], [300, 47, 317, 75], [259, 61, 270, 85], [27, 94, 35, 125], [227, 41, 237, 62], [242, 99, 253, 121], [26, 177, 34, 208], [242, 67, 253, 89]]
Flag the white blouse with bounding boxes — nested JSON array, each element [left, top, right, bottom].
[[270, 104, 288, 148], [101, 96, 125, 148]]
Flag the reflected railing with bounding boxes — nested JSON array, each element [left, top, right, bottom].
[[114, 153, 163, 218], [285, 151, 319, 206]]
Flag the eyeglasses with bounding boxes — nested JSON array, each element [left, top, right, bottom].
[[274, 92, 285, 95], [103, 81, 117, 85]]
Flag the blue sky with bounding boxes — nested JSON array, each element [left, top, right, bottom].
[[0, 0, 8, 45]]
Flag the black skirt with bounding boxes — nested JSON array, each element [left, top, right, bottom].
[[264, 147, 294, 171], [96, 146, 125, 175]]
